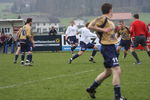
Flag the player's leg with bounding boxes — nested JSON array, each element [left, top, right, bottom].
[[111, 66, 123, 100], [130, 37, 141, 64], [70, 36, 78, 54], [141, 36, 150, 57], [86, 68, 112, 98], [20, 43, 26, 65], [25, 43, 33, 66], [116, 46, 122, 58], [89, 45, 98, 63], [14, 47, 21, 64], [68, 51, 85, 64], [123, 40, 131, 59]]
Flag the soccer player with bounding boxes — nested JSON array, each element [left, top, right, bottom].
[[68, 22, 97, 64], [65, 21, 78, 54], [18, 18, 34, 66], [116, 21, 131, 59], [86, 3, 127, 100], [130, 14, 150, 64]]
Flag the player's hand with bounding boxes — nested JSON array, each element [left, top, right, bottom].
[[102, 28, 112, 32]]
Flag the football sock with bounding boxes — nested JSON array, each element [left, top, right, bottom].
[[26, 55, 30, 63], [89, 81, 101, 91], [14, 55, 19, 61], [21, 54, 25, 62], [131, 51, 140, 63], [72, 54, 79, 60], [91, 50, 97, 57], [114, 85, 121, 100], [29, 54, 32, 62]]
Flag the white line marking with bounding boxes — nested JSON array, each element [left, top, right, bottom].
[[0, 69, 95, 89]]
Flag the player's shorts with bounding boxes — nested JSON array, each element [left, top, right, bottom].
[[68, 36, 78, 44], [20, 40, 32, 53], [131, 35, 147, 48], [119, 39, 131, 50], [80, 41, 95, 51], [17, 41, 21, 47], [101, 44, 119, 68]]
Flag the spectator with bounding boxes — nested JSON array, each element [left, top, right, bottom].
[[0, 32, 7, 53], [5, 34, 15, 54], [49, 26, 57, 36]]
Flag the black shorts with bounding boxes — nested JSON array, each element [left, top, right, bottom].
[[68, 36, 78, 44], [80, 41, 95, 51], [101, 44, 119, 68], [20, 42, 32, 53], [132, 35, 147, 48], [119, 39, 131, 50]]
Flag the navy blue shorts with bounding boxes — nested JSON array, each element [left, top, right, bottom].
[[20, 42, 32, 53], [80, 41, 95, 51], [101, 44, 119, 68], [68, 36, 78, 44], [17, 41, 21, 47], [119, 39, 131, 50]]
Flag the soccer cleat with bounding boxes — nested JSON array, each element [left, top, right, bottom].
[[68, 58, 72, 64], [24, 63, 32, 66], [133, 62, 141, 65], [116, 96, 127, 100], [86, 88, 96, 99], [89, 58, 96, 63], [14, 61, 17, 64]]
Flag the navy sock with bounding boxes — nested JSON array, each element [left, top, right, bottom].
[[26, 55, 30, 63], [21, 54, 25, 62], [29, 55, 32, 62], [114, 85, 121, 100], [72, 54, 79, 60], [89, 81, 100, 91], [15, 55, 19, 61], [92, 50, 97, 57], [131, 51, 140, 63]]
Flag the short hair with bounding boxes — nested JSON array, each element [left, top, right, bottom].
[[133, 14, 139, 19], [85, 22, 90, 27], [101, 3, 112, 14], [26, 18, 32, 24]]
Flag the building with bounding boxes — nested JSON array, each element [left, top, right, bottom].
[[0, 19, 24, 35], [20, 15, 62, 34], [111, 12, 132, 25]]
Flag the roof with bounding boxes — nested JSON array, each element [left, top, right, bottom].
[[111, 13, 132, 20], [20, 15, 60, 23], [0, 19, 24, 22]]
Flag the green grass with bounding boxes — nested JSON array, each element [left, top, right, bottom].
[[0, 51, 150, 100]]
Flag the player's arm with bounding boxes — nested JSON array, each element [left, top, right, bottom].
[[88, 18, 111, 33], [15, 28, 21, 41]]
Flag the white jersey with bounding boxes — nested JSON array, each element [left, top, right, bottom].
[[78, 27, 97, 44], [66, 25, 78, 36]]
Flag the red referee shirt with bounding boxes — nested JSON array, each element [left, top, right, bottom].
[[130, 19, 148, 37]]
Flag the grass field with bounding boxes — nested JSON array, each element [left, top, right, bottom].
[[0, 51, 150, 100]]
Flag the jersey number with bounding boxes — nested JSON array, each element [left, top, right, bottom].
[[22, 30, 26, 36]]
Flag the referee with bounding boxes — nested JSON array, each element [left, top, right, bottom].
[[130, 14, 150, 64]]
